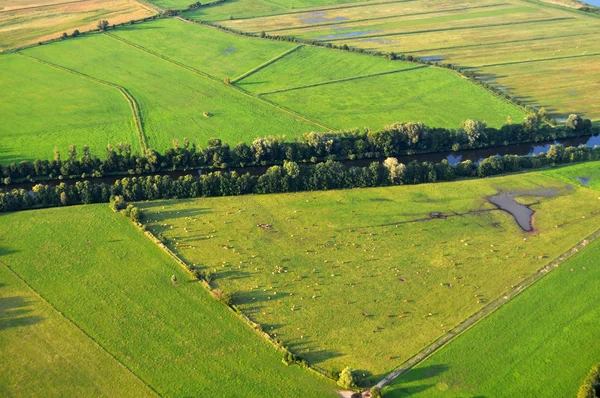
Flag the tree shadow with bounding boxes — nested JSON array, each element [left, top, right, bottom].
[[0, 294, 44, 331]]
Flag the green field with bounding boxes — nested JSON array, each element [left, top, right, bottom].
[[0, 265, 154, 397], [0, 53, 138, 163], [219, 0, 600, 120], [19, 30, 322, 154], [0, 205, 337, 397], [384, 210, 600, 396], [138, 164, 600, 377]]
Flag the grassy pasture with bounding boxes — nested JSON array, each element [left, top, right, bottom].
[[0, 205, 337, 397], [261, 66, 525, 129], [384, 218, 600, 397], [0, 0, 154, 51], [0, 53, 138, 162], [112, 18, 298, 81], [0, 265, 155, 397], [139, 164, 600, 377], [221, 0, 600, 120], [21, 32, 322, 152]]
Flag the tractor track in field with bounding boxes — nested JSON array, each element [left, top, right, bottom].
[[375, 225, 600, 390], [231, 44, 303, 83], [0, 261, 162, 397], [17, 52, 148, 152], [109, 26, 335, 131]]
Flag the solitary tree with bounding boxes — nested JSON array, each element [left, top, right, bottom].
[[383, 157, 406, 184], [71, 29, 80, 37], [97, 20, 109, 31], [337, 366, 356, 389]]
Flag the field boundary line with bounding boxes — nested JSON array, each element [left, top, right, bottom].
[[0, 261, 162, 397], [106, 29, 334, 131], [376, 225, 600, 389], [264, 3, 511, 34], [231, 44, 303, 83], [135, 221, 337, 384], [471, 51, 600, 68], [320, 17, 574, 42], [519, 0, 600, 19], [257, 65, 427, 96], [16, 52, 148, 152]]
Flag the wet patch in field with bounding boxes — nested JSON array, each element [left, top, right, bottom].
[[316, 30, 380, 39], [488, 188, 558, 232]]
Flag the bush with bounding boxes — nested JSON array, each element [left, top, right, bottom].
[[370, 386, 383, 398], [578, 363, 600, 398], [211, 288, 232, 305], [338, 366, 356, 389], [110, 195, 127, 211]]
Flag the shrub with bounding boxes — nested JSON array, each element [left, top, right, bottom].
[[338, 366, 356, 389], [578, 363, 600, 398], [211, 288, 232, 305], [191, 269, 202, 280], [110, 195, 127, 211], [370, 386, 383, 398]]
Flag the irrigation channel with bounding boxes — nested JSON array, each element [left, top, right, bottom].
[[5, 134, 599, 192]]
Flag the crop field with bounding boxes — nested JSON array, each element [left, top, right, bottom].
[[0, 53, 138, 162], [138, 165, 600, 378], [218, 0, 600, 120], [0, 205, 337, 397], [384, 214, 600, 397], [0, 0, 155, 51], [0, 265, 154, 397]]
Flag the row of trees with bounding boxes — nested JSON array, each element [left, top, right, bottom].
[[2, 115, 595, 183], [1, 144, 598, 213]]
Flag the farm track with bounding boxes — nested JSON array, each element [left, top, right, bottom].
[[375, 224, 600, 389], [320, 17, 574, 42], [472, 51, 600, 68], [263, 3, 510, 33], [257, 65, 427, 96], [16, 52, 148, 152], [231, 44, 303, 83], [0, 261, 162, 397]]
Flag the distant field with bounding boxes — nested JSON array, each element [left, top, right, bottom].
[[0, 53, 138, 163], [0, 205, 337, 397], [218, 0, 600, 120], [21, 30, 322, 154], [0, 265, 154, 397], [0, 0, 155, 51], [139, 165, 600, 377], [384, 209, 600, 397]]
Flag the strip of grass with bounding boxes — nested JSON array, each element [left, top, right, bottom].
[[0, 205, 338, 397], [138, 165, 600, 377], [540, 161, 600, 191], [0, 53, 139, 163], [22, 34, 322, 152], [112, 18, 298, 81], [263, 66, 526, 129], [0, 264, 155, 397], [384, 217, 600, 397], [237, 45, 414, 94]]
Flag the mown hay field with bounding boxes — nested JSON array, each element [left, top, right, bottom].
[[0, 53, 139, 163], [0, 205, 338, 397], [0, 0, 155, 51], [138, 163, 600, 378], [385, 166, 600, 396], [217, 0, 600, 120]]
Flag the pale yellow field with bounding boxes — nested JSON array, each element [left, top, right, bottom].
[[0, 0, 155, 50]]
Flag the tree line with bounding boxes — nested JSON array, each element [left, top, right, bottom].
[[1, 143, 598, 213], [1, 115, 595, 184]]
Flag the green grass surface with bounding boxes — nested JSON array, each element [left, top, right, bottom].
[[138, 165, 600, 377], [21, 32, 322, 153], [0, 265, 155, 397], [262, 66, 525, 129], [236, 45, 413, 94], [0, 53, 138, 162], [112, 18, 297, 81], [384, 217, 600, 397], [222, 0, 600, 120], [184, 0, 367, 22], [541, 161, 600, 191], [0, 205, 337, 397]]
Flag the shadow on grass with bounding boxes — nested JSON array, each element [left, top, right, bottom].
[[0, 293, 44, 331], [383, 365, 450, 397]]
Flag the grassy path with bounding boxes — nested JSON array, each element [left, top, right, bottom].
[[375, 225, 600, 389], [231, 45, 304, 83], [17, 52, 148, 151], [0, 261, 161, 396], [118, 23, 334, 131], [257, 65, 427, 95]]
